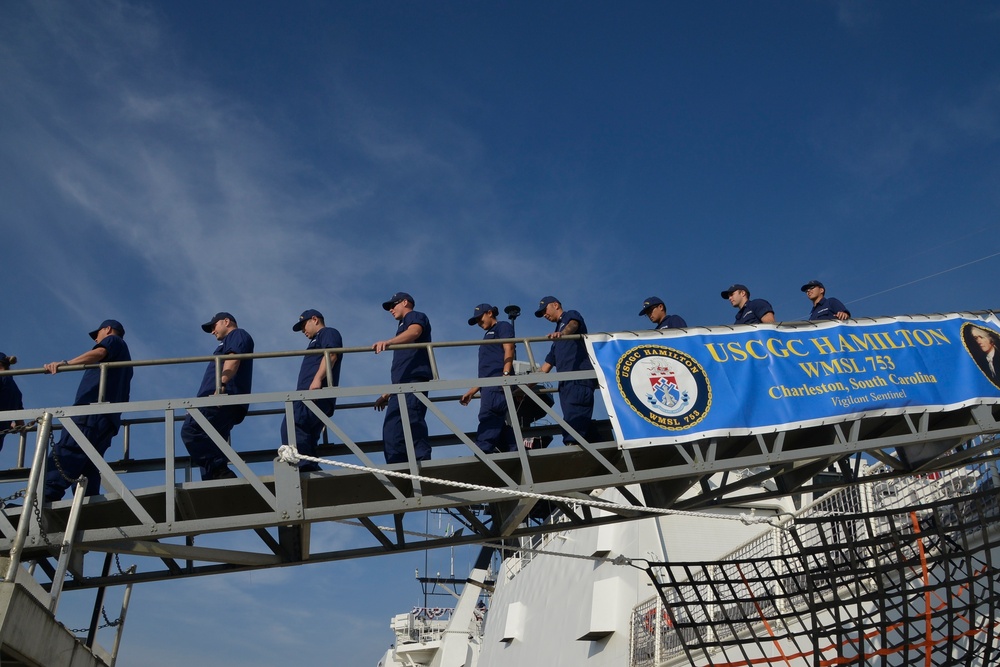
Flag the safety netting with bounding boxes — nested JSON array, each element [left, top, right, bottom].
[[634, 485, 1000, 667]]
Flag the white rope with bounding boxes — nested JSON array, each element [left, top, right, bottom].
[[276, 445, 792, 529], [334, 518, 631, 565]]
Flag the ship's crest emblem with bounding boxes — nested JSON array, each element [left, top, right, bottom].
[[615, 345, 711, 430]]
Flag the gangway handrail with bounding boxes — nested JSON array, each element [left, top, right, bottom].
[[0, 333, 575, 401], [0, 334, 570, 376], [5, 305, 998, 382]]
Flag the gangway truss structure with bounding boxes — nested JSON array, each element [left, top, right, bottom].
[[0, 319, 998, 660]]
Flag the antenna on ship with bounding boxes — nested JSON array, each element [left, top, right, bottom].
[[504, 304, 521, 333]]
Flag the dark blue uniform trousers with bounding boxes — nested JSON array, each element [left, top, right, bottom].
[[558, 380, 595, 445], [475, 388, 516, 453], [383, 393, 431, 464], [44, 414, 118, 501], [280, 400, 335, 471], [181, 406, 244, 479]]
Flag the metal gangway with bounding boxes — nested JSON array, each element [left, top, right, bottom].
[[0, 322, 998, 626]]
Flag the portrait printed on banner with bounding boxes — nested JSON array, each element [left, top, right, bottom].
[[961, 322, 1000, 390]]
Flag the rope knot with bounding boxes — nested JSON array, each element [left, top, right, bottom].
[[276, 445, 300, 465]]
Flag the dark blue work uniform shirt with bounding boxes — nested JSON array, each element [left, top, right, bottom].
[[390, 311, 432, 383], [735, 299, 774, 325], [297, 326, 343, 412], [0, 376, 23, 412], [298, 327, 343, 389], [656, 314, 688, 330], [74, 335, 132, 427], [479, 320, 514, 378], [0, 375, 23, 451], [809, 297, 850, 321], [197, 328, 254, 397], [544, 310, 593, 373]]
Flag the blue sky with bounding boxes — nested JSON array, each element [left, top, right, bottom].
[[2, 1, 1000, 664]]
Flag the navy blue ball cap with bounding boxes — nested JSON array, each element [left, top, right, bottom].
[[201, 312, 236, 333], [721, 284, 749, 299], [534, 296, 559, 317], [89, 319, 125, 340], [293, 309, 324, 332], [639, 296, 664, 316], [382, 292, 414, 311], [801, 280, 825, 292], [468, 303, 498, 326]]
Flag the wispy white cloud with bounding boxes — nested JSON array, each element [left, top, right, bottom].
[[0, 0, 553, 454]]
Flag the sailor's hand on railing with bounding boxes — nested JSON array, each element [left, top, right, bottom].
[[43, 361, 67, 374], [372, 340, 391, 354], [374, 394, 389, 411]]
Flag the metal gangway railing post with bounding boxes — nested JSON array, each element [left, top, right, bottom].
[[48, 476, 88, 613], [108, 576, 136, 667], [98, 363, 108, 403], [426, 343, 440, 380], [16, 429, 28, 469], [5, 413, 52, 582], [215, 356, 224, 394], [86, 553, 115, 648]]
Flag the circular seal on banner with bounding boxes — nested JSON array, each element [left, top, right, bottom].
[[615, 345, 712, 430]]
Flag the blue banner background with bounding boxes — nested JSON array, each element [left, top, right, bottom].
[[586, 314, 1000, 448]]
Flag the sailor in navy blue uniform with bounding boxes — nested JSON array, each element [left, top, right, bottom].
[[534, 296, 597, 445], [281, 309, 343, 472], [373, 293, 432, 463], [42, 320, 133, 500], [460, 304, 516, 453], [801, 280, 851, 321], [721, 284, 775, 325], [0, 353, 24, 453], [638, 296, 687, 330], [181, 312, 254, 480]]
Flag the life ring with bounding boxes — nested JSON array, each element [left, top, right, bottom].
[[641, 608, 673, 634]]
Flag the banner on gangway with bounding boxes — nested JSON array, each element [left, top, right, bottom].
[[585, 313, 1000, 449]]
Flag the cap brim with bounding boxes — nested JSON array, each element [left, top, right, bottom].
[[88, 329, 100, 340], [292, 321, 306, 332], [201, 322, 215, 333]]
